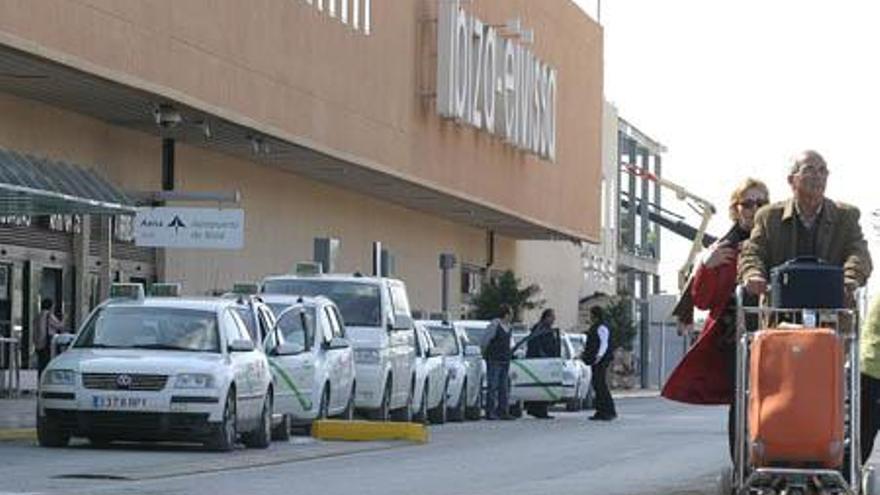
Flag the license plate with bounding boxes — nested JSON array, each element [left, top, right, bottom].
[[92, 396, 148, 409]]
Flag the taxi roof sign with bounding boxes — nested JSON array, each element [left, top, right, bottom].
[[294, 261, 323, 276], [231, 282, 259, 295], [149, 283, 181, 297], [109, 283, 145, 301]]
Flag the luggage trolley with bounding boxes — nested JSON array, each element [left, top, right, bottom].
[[721, 285, 871, 495]]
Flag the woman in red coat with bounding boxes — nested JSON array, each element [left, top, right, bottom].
[[662, 177, 769, 459]]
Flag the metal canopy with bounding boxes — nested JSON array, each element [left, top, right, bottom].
[[0, 148, 135, 215]]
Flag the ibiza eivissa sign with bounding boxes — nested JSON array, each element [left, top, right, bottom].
[[436, 0, 557, 162]]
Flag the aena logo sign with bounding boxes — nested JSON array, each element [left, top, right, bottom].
[[436, 0, 558, 162]]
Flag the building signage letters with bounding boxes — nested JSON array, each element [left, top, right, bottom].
[[304, 0, 372, 35], [134, 207, 244, 250], [436, 0, 557, 162]]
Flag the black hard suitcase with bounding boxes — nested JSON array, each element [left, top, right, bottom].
[[770, 256, 844, 309]]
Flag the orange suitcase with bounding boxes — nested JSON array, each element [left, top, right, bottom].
[[748, 328, 844, 468]]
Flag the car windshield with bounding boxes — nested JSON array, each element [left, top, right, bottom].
[[262, 279, 381, 327], [427, 327, 459, 356], [75, 306, 219, 353], [266, 302, 296, 317], [274, 306, 316, 349]]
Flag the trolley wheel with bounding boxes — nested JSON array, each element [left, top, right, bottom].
[[715, 466, 733, 495]]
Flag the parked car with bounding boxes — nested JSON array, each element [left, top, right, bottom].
[[422, 320, 483, 421], [37, 284, 273, 451], [561, 333, 592, 411], [508, 328, 583, 414], [261, 273, 416, 421], [261, 295, 356, 434], [410, 322, 447, 424]]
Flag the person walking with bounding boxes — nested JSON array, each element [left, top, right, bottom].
[[523, 309, 559, 419], [662, 177, 769, 459], [480, 304, 515, 420], [32, 298, 66, 376], [860, 294, 880, 464], [583, 305, 616, 421]]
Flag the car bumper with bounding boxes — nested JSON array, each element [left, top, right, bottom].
[[41, 408, 215, 441], [39, 388, 225, 422]]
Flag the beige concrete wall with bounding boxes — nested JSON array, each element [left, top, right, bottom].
[[514, 240, 582, 330], [0, 0, 603, 241], [0, 90, 516, 314]]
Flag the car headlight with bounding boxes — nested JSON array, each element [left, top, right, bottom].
[[43, 369, 76, 386], [354, 349, 381, 365], [174, 373, 216, 389]]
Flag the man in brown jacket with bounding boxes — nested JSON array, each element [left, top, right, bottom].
[[739, 150, 872, 298]]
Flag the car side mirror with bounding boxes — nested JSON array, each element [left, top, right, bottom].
[[228, 339, 256, 353], [464, 345, 481, 357], [52, 333, 75, 354], [276, 342, 305, 356], [325, 337, 350, 350]]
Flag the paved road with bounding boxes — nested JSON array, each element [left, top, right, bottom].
[[0, 397, 728, 495]]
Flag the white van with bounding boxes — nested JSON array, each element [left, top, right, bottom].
[[261, 274, 416, 421]]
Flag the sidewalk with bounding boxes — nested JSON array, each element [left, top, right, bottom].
[[612, 388, 660, 399], [0, 394, 36, 440]]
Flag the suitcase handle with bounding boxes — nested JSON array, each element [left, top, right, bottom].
[[785, 256, 826, 265]]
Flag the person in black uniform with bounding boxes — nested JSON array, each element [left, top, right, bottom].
[[584, 306, 616, 421], [480, 304, 514, 420], [523, 309, 559, 419]]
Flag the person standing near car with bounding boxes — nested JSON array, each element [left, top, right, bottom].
[[523, 308, 559, 419], [32, 298, 66, 376], [480, 304, 515, 420], [583, 306, 616, 421]]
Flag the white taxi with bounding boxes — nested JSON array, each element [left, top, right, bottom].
[[509, 329, 584, 411], [261, 274, 416, 421], [260, 294, 356, 432], [37, 284, 273, 451], [422, 320, 484, 421], [410, 321, 447, 424]]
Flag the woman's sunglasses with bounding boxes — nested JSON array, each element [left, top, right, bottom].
[[738, 199, 767, 209]]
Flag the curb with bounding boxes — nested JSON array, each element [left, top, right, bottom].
[[311, 420, 429, 443], [0, 428, 36, 441]]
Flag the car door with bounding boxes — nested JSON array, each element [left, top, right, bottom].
[[322, 304, 352, 412], [266, 306, 317, 419], [509, 332, 564, 404], [458, 326, 481, 404], [386, 281, 415, 405], [223, 309, 259, 422]]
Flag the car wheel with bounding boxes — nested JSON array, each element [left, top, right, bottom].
[[36, 415, 69, 448], [428, 380, 448, 424], [271, 414, 291, 442], [412, 381, 429, 424], [390, 381, 414, 422], [465, 378, 481, 420], [369, 379, 392, 421], [448, 381, 466, 422], [566, 385, 581, 412], [88, 435, 112, 448], [337, 382, 356, 421], [243, 392, 272, 449], [207, 390, 237, 452], [509, 400, 523, 418]]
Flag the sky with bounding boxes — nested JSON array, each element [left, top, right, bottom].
[[572, 0, 880, 296]]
